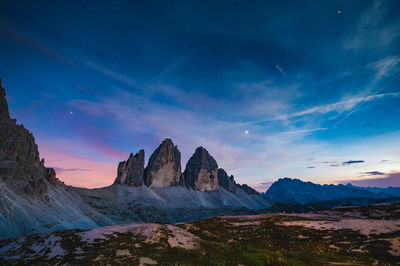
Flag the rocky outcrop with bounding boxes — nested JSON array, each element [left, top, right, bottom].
[[183, 147, 219, 191], [217, 168, 236, 193], [144, 138, 181, 188], [0, 78, 57, 197], [0, 78, 10, 120], [114, 150, 144, 186]]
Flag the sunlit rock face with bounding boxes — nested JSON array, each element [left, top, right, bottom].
[[144, 138, 181, 188], [0, 78, 57, 197], [184, 147, 219, 191], [114, 150, 145, 187], [218, 168, 236, 193]]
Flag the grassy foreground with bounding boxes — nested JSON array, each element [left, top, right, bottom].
[[1, 203, 400, 265]]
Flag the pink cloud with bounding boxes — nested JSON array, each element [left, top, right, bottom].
[[37, 139, 119, 188], [341, 172, 400, 188]]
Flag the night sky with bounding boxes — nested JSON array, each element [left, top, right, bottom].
[[1, 0, 399, 190]]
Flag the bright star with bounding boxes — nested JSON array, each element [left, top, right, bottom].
[[245, 130, 249, 135]]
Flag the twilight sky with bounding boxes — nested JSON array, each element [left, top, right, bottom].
[[1, 0, 400, 190]]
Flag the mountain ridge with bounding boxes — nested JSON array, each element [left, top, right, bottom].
[[263, 177, 395, 205]]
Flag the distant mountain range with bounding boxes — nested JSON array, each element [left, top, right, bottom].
[[0, 78, 269, 239], [263, 178, 400, 205]]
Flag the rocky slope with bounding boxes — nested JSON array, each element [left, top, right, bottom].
[[264, 178, 393, 205]]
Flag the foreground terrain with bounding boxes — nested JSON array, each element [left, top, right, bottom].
[[1, 203, 400, 265]]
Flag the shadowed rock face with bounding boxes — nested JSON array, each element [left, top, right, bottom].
[[218, 168, 236, 193], [184, 147, 219, 191], [238, 184, 259, 195], [0, 79, 10, 120], [114, 150, 144, 187], [144, 138, 181, 188], [0, 78, 57, 197]]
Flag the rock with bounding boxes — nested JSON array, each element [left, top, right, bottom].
[[183, 147, 219, 191], [238, 184, 259, 195], [0, 78, 10, 120], [217, 168, 236, 193], [144, 138, 181, 188], [114, 150, 144, 186], [0, 78, 57, 197]]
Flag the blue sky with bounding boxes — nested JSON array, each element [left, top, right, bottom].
[[0, 0, 399, 189]]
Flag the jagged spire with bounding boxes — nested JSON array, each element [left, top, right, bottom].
[[0, 78, 11, 120]]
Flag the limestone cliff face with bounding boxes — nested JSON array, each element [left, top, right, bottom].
[[114, 150, 144, 187], [183, 147, 219, 191], [217, 168, 236, 193], [144, 138, 181, 188], [0, 78, 57, 197]]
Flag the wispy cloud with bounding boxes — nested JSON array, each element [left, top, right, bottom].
[[275, 64, 286, 76], [343, 0, 400, 52], [238, 92, 400, 127], [0, 21, 76, 66], [84, 61, 137, 87], [362, 171, 385, 176], [343, 160, 365, 165], [278, 127, 328, 135], [369, 55, 400, 82], [52, 167, 93, 173]]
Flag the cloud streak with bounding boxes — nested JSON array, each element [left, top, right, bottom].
[[343, 160, 365, 165]]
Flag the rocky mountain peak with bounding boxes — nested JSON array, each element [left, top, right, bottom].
[[144, 138, 181, 188], [0, 78, 10, 120], [183, 146, 219, 191], [0, 78, 57, 197], [114, 149, 145, 187], [217, 168, 236, 193]]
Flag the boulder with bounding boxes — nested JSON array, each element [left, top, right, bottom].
[[144, 138, 181, 188], [183, 147, 219, 191], [114, 150, 144, 186]]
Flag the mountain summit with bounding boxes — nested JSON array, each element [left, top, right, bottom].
[[0, 78, 57, 197], [144, 138, 182, 188]]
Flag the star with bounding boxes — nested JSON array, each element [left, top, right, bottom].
[[245, 130, 249, 135], [337, 10, 342, 14], [69, 111, 73, 115]]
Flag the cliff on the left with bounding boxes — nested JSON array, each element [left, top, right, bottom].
[[0, 78, 115, 239]]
